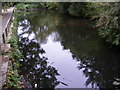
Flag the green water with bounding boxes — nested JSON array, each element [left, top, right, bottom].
[[16, 10, 120, 88]]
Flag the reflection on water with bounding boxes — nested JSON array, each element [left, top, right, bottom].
[[18, 36, 60, 88], [16, 11, 120, 88]]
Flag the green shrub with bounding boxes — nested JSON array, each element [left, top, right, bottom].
[[97, 2, 120, 45], [15, 3, 40, 11], [6, 11, 23, 88], [68, 3, 86, 17], [7, 70, 21, 88]]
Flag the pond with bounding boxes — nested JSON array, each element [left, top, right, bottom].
[[16, 10, 120, 88]]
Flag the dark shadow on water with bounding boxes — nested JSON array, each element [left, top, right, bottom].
[[57, 20, 120, 88], [18, 36, 60, 88]]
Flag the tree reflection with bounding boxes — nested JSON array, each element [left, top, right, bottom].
[[18, 36, 60, 88], [16, 10, 120, 88], [16, 10, 62, 45], [76, 55, 120, 88], [16, 10, 68, 88], [57, 18, 120, 88]]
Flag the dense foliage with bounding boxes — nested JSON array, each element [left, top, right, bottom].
[[14, 2, 98, 17], [2, 2, 16, 10], [6, 15, 22, 88], [97, 2, 120, 45]]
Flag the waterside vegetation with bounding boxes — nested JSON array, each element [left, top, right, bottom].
[[13, 2, 120, 46], [3, 14, 23, 88]]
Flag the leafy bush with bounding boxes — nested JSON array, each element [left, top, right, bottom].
[[14, 3, 26, 11], [6, 12, 23, 88], [15, 3, 40, 11], [85, 3, 109, 18], [97, 2, 120, 45], [14, 3, 57, 11], [68, 3, 87, 17], [7, 70, 21, 88], [46, 2, 57, 10], [39, 2, 57, 10]]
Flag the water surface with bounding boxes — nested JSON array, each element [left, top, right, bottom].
[[16, 11, 120, 88]]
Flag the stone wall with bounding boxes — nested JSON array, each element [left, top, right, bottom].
[[0, 1, 2, 90], [0, 4, 14, 89]]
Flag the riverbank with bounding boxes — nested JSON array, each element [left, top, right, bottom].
[[1, 7, 13, 88], [1, 7, 22, 89]]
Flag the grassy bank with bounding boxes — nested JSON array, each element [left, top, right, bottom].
[[4, 12, 23, 89]]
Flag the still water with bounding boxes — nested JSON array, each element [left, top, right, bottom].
[[16, 10, 120, 88]]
